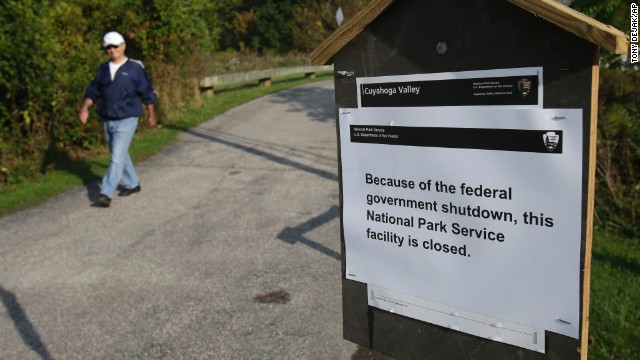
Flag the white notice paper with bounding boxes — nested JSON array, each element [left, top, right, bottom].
[[340, 107, 582, 339]]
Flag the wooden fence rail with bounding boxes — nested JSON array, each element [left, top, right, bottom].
[[199, 65, 334, 96]]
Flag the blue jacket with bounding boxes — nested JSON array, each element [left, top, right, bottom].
[[84, 59, 157, 120]]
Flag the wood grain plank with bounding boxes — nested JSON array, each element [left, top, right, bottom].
[[508, 0, 628, 54], [310, 0, 396, 65]]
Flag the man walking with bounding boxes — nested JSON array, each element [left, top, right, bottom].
[[80, 31, 157, 207]]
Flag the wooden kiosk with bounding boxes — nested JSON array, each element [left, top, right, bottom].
[[311, 0, 628, 359]]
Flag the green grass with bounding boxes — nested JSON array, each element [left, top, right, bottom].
[[588, 230, 640, 360], [0, 72, 332, 215]]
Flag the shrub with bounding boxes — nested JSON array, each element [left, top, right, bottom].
[[595, 69, 640, 236]]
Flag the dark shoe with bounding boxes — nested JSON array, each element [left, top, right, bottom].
[[97, 195, 111, 207], [119, 184, 141, 197]]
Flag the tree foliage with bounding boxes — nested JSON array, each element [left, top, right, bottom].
[[0, 0, 368, 184], [596, 70, 640, 234], [1, 0, 103, 180], [0, 0, 637, 235], [569, 0, 640, 235]]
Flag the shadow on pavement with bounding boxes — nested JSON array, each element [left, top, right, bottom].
[[0, 286, 52, 360], [182, 127, 338, 182], [268, 84, 336, 123], [277, 205, 341, 261]]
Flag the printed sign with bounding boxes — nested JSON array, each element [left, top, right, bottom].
[[356, 67, 543, 108], [339, 107, 582, 339]]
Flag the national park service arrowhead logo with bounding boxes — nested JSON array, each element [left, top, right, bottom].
[[518, 78, 532, 97], [543, 132, 560, 152]]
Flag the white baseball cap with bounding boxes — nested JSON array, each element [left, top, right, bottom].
[[103, 31, 125, 48]]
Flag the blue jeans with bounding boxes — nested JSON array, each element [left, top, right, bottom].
[[100, 117, 139, 198]]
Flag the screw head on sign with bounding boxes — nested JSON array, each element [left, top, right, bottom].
[[436, 42, 448, 55]]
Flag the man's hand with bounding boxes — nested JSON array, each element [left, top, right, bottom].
[[79, 108, 89, 124], [146, 104, 156, 128], [147, 114, 156, 128], [79, 99, 93, 124]]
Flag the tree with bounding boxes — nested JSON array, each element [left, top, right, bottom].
[[569, 0, 640, 234]]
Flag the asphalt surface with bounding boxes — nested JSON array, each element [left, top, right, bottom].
[[0, 80, 384, 359]]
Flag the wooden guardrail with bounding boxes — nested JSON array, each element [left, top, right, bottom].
[[199, 65, 334, 96]]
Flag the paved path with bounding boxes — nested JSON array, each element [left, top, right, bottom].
[[0, 80, 362, 359]]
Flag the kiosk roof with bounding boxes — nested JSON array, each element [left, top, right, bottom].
[[310, 0, 629, 65]]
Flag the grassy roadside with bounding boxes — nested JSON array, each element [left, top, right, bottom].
[[588, 230, 640, 359], [0, 72, 332, 216]]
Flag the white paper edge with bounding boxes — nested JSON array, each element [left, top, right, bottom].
[[368, 284, 546, 353]]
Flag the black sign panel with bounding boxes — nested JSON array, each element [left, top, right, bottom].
[[350, 125, 562, 153], [359, 75, 539, 107]]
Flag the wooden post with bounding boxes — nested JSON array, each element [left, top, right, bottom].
[[201, 86, 214, 98], [191, 78, 203, 107], [259, 78, 272, 88]]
